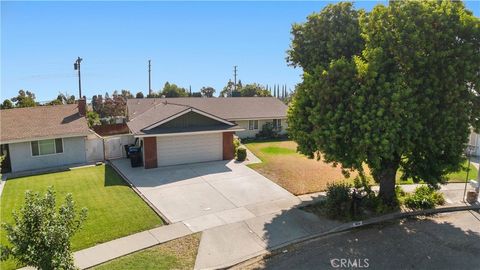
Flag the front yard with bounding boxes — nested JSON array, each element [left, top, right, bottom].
[[245, 140, 359, 195], [0, 164, 163, 270], [245, 140, 479, 195]]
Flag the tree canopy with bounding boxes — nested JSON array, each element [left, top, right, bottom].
[[6, 90, 37, 108], [288, 1, 480, 204], [287, 2, 364, 73], [0, 99, 13, 110], [135, 91, 144, 98], [200, 86, 216, 97], [220, 81, 271, 97], [160, 82, 188, 97]]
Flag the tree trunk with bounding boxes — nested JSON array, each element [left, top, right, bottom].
[[376, 158, 400, 206]]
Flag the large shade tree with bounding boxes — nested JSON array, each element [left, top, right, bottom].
[[288, 1, 480, 204]]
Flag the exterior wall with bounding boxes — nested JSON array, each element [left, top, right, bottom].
[[234, 118, 288, 139], [143, 137, 157, 169], [222, 132, 234, 160], [104, 134, 135, 159], [9, 136, 87, 172], [161, 111, 222, 128]]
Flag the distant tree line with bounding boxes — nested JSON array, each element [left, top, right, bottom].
[[0, 90, 77, 110]]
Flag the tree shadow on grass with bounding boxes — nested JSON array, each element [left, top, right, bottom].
[[254, 203, 480, 270], [104, 164, 130, 187]]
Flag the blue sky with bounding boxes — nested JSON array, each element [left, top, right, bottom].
[[2, 1, 479, 102]]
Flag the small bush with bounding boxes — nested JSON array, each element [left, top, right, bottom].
[[324, 182, 352, 218], [256, 122, 278, 139], [236, 147, 247, 161], [404, 186, 445, 210], [233, 137, 241, 154]]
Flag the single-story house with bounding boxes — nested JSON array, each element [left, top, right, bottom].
[[0, 101, 91, 173], [126, 97, 288, 168]]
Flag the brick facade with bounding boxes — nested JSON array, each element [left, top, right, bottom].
[[222, 132, 234, 160]]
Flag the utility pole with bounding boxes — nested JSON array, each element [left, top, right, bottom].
[[148, 60, 152, 96], [73, 57, 82, 99], [233, 65, 238, 92]]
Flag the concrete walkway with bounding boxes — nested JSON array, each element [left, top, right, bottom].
[[74, 223, 192, 269], [194, 207, 340, 269]]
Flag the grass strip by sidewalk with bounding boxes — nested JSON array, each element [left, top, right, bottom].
[[93, 233, 201, 270]]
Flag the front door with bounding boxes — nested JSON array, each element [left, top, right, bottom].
[[1, 144, 12, 173]]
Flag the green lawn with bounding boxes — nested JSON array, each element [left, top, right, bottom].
[[93, 233, 201, 270], [397, 161, 478, 184], [0, 165, 163, 270]]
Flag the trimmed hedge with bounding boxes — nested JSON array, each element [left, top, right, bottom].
[[236, 147, 247, 161]]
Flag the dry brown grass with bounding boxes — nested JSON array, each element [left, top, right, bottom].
[[246, 140, 360, 195], [93, 233, 201, 270]]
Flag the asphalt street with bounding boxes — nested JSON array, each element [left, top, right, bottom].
[[244, 210, 480, 270]]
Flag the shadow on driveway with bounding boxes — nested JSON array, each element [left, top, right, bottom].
[[249, 208, 480, 270]]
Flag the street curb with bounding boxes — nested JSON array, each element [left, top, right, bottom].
[[108, 160, 171, 224], [230, 205, 480, 269]]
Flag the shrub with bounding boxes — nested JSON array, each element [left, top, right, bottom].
[[256, 122, 278, 139], [236, 147, 247, 161], [233, 137, 241, 154], [324, 182, 352, 218], [404, 186, 445, 210], [1, 187, 87, 269]]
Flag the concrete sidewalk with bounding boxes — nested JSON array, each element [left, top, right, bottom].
[[75, 222, 191, 269], [20, 184, 478, 270], [194, 208, 340, 269]]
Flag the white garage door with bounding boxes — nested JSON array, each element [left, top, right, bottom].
[[157, 133, 223, 166]]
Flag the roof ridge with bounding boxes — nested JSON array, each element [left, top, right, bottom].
[[0, 103, 77, 112], [129, 99, 190, 121]]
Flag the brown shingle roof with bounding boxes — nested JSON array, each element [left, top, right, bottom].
[[127, 97, 288, 121], [127, 102, 189, 134], [126, 97, 287, 135], [0, 104, 91, 143]]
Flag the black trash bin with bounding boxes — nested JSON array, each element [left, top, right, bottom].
[[128, 147, 143, 167], [124, 144, 134, 158]]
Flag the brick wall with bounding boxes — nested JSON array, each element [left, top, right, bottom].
[[143, 137, 157, 169], [222, 132, 234, 160]]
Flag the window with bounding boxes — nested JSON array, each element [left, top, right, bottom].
[[273, 119, 282, 129], [31, 138, 63, 156], [249, 120, 258, 130]]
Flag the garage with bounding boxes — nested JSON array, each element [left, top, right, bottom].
[[156, 132, 223, 166]]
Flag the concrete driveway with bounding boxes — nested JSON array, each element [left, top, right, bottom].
[[111, 159, 300, 232]]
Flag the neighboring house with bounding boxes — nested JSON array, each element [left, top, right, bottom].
[[126, 97, 287, 168], [469, 130, 480, 156], [0, 101, 91, 173]]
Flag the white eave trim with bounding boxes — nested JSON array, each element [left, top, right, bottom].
[[144, 108, 235, 130], [134, 128, 245, 138], [1, 132, 91, 144]]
